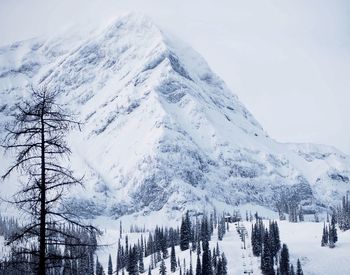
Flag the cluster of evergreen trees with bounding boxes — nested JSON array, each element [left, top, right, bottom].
[[321, 215, 338, 248], [278, 244, 303, 275], [0, 215, 20, 241], [113, 211, 230, 275], [251, 218, 303, 275], [251, 220, 280, 259], [335, 194, 350, 231], [0, 224, 98, 274], [277, 204, 304, 223], [115, 225, 180, 274], [195, 241, 227, 275]]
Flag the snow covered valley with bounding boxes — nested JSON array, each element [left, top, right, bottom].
[[93, 205, 350, 275]]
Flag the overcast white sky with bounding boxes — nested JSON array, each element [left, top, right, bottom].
[[1, 0, 349, 153]]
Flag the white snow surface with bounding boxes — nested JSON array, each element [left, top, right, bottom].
[[0, 14, 349, 219], [93, 204, 350, 275]]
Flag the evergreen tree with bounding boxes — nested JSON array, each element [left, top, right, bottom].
[[296, 259, 303, 275], [189, 251, 194, 275], [279, 244, 289, 275], [329, 214, 338, 248], [148, 266, 152, 275], [201, 240, 212, 275], [171, 243, 177, 272], [290, 264, 295, 275], [221, 253, 228, 275], [96, 257, 105, 275], [212, 248, 217, 270], [337, 194, 350, 231], [196, 240, 201, 255], [139, 253, 145, 273], [159, 258, 167, 275], [216, 257, 223, 275], [218, 216, 226, 241], [196, 253, 202, 275], [201, 215, 211, 243], [321, 223, 329, 247], [108, 254, 113, 275], [261, 229, 274, 275], [252, 220, 263, 256], [270, 221, 281, 256], [128, 246, 139, 275], [180, 212, 191, 251]]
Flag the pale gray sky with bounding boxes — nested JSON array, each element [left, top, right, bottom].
[[1, 0, 349, 153]]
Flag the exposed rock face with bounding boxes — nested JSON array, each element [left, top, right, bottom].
[[0, 14, 349, 218]]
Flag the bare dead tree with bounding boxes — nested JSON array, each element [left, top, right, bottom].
[[1, 86, 100, 274]]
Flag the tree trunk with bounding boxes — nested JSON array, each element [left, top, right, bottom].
[[38, 107, 46, 275]]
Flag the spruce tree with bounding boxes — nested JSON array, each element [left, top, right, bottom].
[[128, 246, 139, 275], [261, 229, 274, 275], [139, 251, 145, 273], [196, 253, 201, 275], [171, 243, 177, 272], [252, 220, 263, 256], [321, 223, 328, 247], [218, 216, 226, 241], [296, 259, 303, 275], [216, 257, 223, 275], [180, 212, 191, 251], [189, 252, 194, 275], [290, 264, 295, 275], [221, 253, 228, 275], [201, 240, 212, 275], [201, 215, 211, 243], [279, 244, 289, 275], [108, 254, 113, 275], [159, 259, 167, 275], [212, 248, 217, 270], [96, 257, 105, 275], [329, 214, 338, 248], [271, 221, 281, 256]]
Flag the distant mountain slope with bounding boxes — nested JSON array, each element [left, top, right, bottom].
[[0, 14, 349, 218]]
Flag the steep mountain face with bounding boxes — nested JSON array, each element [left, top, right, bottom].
[[0, 14, 349, 218]]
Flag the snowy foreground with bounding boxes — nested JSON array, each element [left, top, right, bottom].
[[94, 206, 350, 275]]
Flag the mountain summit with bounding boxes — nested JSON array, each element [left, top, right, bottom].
[[0, 14, 349, 218]]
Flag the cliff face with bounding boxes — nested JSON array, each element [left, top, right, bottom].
[[1, 14, 349, 218]]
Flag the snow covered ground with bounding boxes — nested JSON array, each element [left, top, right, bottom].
[[276, 221, 350, 275], [92, 205, 350, 274], [95, 219, 262, 275], [0, 204, 349, 274]]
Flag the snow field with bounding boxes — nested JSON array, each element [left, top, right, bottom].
[[94, 205, 350, 274]]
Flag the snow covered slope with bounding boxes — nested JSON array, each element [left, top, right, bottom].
[[0, 14, 349, 218]]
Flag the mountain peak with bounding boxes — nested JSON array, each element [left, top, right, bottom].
[[0, 13, 349, 218]]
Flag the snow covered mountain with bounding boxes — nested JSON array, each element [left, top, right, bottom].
[[0, 14, 349, 218]]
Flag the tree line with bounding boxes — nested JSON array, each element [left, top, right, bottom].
[[112, 211, 230, 275]]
